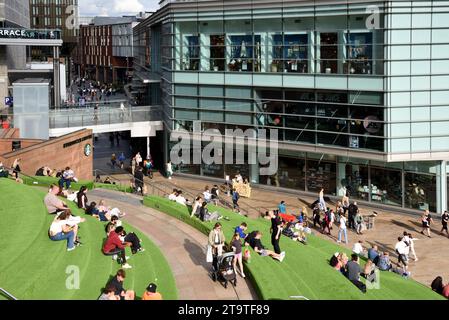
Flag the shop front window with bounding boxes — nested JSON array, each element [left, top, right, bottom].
[[342, 164, 369, 201], [228, 35, 261, 72], [210, 35, 225, 71], [307, 160, 337, 194], [271, 34, 309, 73], [319, 33, 338, 74], [404, 173, 436, 212], [370, 167, 402, 206], [278, 157, 306, 190], [182, 35, 199, 71], [345, 32, 373, 75]]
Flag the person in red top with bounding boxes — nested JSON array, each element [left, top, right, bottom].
[[103, 226, 132, 269]]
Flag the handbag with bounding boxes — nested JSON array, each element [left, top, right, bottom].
[[206, 245, 213, 263]]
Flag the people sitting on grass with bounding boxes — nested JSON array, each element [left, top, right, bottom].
[[211, 185, 220, 205], [168, 189, 178, 201], [345, 254, 366, 293], [368, 245, 380, 265], [431, 276, 449, 299], [352, 240, 365, 257], [59, 167, 76, 190], [362, 259, 377, 283], [106, 269, 135, 300], [245, 231, 285, 262], [199, 202, 222, 222], [230, 232, 245, 278], [282, 221, 307, 244], [103, 224, 132, 269], [278, 201, 286, 214], [98, 284, 120, 300], [376, 251, 411, 278], [203, 186, 212, 203], [0, 162, 8, 178], [44, 184, 69, 215], [76, 186, 88, 210], [115, 226, 145, 255], [191, 196, 202, 217], [48, 210, 83, 251], [142, 283, 163, 300], [175, 190, 187, 206]]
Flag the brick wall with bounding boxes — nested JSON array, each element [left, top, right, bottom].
[[0, 129, 93, 180]]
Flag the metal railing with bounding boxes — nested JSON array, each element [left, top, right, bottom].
[[0, 288, 18, 300], [49, 105, 162, 129]]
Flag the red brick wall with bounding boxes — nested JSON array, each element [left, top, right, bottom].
[[0, 129, 93, 181]]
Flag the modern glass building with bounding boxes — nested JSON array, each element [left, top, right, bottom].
[[133, 0, 449, 213]]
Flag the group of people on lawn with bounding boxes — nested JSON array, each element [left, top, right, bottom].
[[43, 183, 162, 300]]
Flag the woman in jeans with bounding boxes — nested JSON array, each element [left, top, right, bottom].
[[337, 213, 348, 244], [48, 211, 76, 251]]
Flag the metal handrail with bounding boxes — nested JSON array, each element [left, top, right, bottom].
[[0, 288, 18, 300]]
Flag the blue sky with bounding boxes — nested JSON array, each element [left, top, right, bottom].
[[79, 0, 159, 16]]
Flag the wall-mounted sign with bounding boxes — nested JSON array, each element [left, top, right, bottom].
[[84, 144, 92, 157], [5, 97, 13, 106], [0, 28, 60, 40]]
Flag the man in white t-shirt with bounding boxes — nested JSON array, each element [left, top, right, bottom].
[[203, 188, 212, 203], [352, 240, 365, 256], [337, 214, 348, 244], [395, 236, 409, 271]]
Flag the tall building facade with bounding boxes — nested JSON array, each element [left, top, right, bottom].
[[134, 0, 449, 213], [29, 0, 78, 55], [0, 0, 30, 108], [77, 17, 139, 84]]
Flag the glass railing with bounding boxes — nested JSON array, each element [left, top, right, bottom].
[[49, 105, 162, 129]]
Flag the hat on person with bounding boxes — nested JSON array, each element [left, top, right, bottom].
[[146, 283, 157, 293]]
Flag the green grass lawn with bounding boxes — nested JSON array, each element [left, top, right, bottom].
[[144, 195, 443, 300], [0, 179, 177, 300]]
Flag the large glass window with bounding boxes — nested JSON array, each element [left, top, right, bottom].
[[210, 35, 225, 71], [319, 33, 338, 74], [272, 34, 309, 73], [307, 157, 337, 194], [181, 35, 199, 70], [370, 167, 402, 206], [345, 32, 373, 74], [404, 173, 436, 212], [228, 35, 261, 72]]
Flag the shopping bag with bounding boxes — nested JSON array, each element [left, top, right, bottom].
[[206, 245, 213, 263]]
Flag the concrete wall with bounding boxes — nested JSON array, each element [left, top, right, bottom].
[[0, 129, 93, 180]]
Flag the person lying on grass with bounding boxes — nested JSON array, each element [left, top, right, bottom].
[[106, 269, 135, 300], [245, 231, 285, 262]]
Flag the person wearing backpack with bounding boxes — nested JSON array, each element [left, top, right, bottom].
[[322, 210, 331, 235]]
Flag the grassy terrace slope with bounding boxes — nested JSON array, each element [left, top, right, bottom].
[[144, 195, 443, 300], [0, 179, 176, 300]]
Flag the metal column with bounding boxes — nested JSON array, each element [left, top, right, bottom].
[[437, 160, 447, 213], [53, 46, 61, 108]]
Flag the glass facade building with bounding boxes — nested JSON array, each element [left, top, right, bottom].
[[134, 0, 449, 213]]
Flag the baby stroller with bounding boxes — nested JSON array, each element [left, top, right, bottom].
[[211, 252, 237, 289]]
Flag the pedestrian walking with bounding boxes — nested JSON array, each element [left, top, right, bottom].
[[337, 213, 348, 244], [420, 210, 433, 238], [441, 211, 449, 238]]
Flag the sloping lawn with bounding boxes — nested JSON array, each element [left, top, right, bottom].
[[144, 195, 443, 300], [0, 179, 177, 300]]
